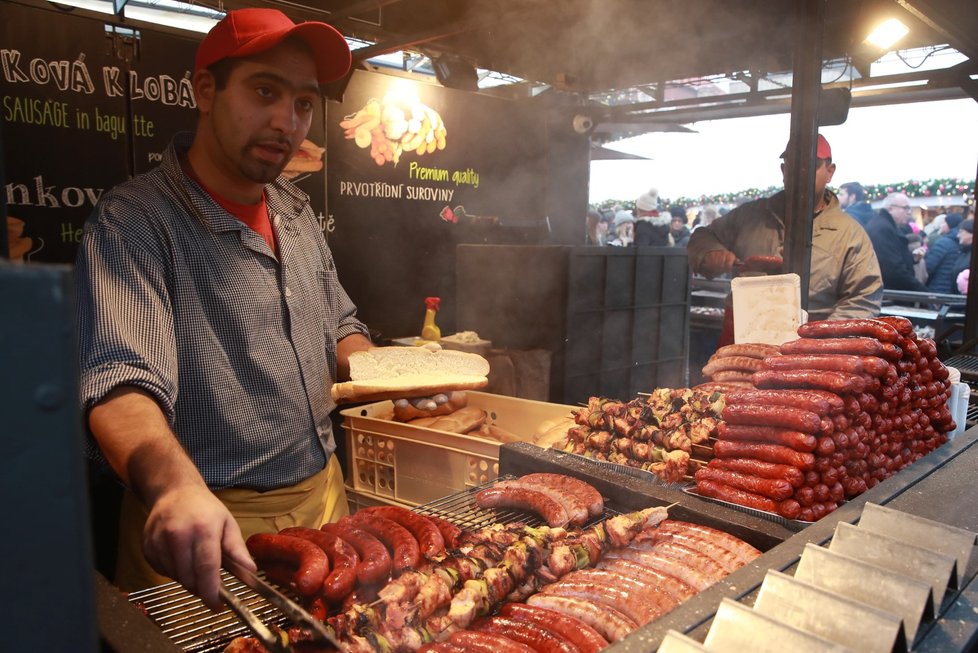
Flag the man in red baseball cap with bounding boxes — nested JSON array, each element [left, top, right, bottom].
[[687, 133, 883, 350], [195, 7, 351, 85], [76, 8, 374, 609]]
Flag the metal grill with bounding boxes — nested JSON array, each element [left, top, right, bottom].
[[127, 475, 604, 651], [412, 475, 546, 529], [944, 354, 978, 378], [127, 570, 289, 653]]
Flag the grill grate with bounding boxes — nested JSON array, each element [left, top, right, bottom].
[[128, 475, 605, 651], [944, 354, 978, 377], [127, 570, 289, 653]]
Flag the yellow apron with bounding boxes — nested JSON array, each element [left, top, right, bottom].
[[114, 455, 348, 591]]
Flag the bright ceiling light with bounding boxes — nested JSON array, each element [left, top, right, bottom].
[[865, 18, 910, 50], [51, 0, 114, 14], [123, 4, 219, 33]]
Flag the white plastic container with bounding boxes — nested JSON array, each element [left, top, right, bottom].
[[949, 381, 969, 439], [731, 273, 803, 346]]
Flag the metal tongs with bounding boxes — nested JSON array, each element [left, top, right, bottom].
[[221, 557, 340, 653]]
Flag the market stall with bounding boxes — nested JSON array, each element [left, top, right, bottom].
[[3, 0, 978, 651]]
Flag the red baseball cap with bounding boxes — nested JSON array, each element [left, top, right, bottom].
[[195, 8, 351, 85], [780, 134, 832, 160]]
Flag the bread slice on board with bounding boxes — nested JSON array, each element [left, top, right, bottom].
[[332, 347, 490, 403]]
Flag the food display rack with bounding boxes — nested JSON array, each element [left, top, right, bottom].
[[498, 430, 978, 652]]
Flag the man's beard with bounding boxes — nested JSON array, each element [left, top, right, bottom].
[[240, 139, 294, 183]]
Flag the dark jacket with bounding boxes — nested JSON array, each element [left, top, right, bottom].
[[865, 209, 929, 292], [670, 225, 691, 247], [845, 201, 875, 228], [925, 229, 968, 294], [634, 219, 671, 246]]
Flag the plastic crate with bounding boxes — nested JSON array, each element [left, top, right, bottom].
[[341, 391, 577, 506]]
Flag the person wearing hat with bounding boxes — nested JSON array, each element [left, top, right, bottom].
[[925, 213, 972, 293], [667, 205, 691, 247], [610, 209, 636, 246], [75, 8, 374, 607], [633, 188, 672, 246], [866, 193, 929, 292], [688, 133, 882, 344]]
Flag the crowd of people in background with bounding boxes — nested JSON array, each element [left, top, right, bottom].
[[840, 181, 975, 297], [590, 179, 975, 297], [586, 187, 727, 249]]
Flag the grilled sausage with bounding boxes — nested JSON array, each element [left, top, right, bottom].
[[562, 569, 679, 620], [695, 467, 794, 501], [702, 355, 764, 376], [760, 354, 866, 374], [875, 315, 914, 336], [417, 643, 466, 653], [714, 343, 781, 359], [713, 440, 815, 470], [797, 318, 901, 342], [472, 616, 581, 653], [342, 513, 421, 574], [724, 388, 843, 416], [540, 579, 657, 625], [656, 520, 761, 566], [448, 630, 537, 653], [518, 473, 605, 518], [525, 593, 637, 643], [713, 370, 755, 382], [595, 558, 696, 602], [603, 548, 713, 591], [752, 369, 866, 394], [646, 540, 728, 584], [498, 602, 609, 653], [780, 337, 884, 357], [641, 529, 740, 573], [721, 404, 822, 433], [359, 506, 445, 559], [708, 457, 805, 488], [693, 381, 755, 393], [475, 486, 570, 527], [320, 523, 391, 586], [419, 513, 463, 548], [717, 423, 817, 452], [879, 342, 904, 361], [245, 533, 329, 597], [279, 527, 358, 602], [501, 479, 588, 526], [695, 478, 779, 514]]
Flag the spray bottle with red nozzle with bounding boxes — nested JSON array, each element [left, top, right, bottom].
[[420, 296, 441, 341]]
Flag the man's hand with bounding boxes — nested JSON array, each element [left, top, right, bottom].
[[143, 485, 256, 611], [88, 387, 256, 611], [699, 249, 738, 278]]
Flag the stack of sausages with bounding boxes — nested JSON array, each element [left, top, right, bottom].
[[696, 317, 953, 522], [698, 342, 780, 391]]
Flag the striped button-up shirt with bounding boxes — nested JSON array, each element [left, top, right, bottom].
[[76, 133, 369, 491]]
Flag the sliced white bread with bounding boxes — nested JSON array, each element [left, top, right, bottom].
[[332, 347, 490, 403]]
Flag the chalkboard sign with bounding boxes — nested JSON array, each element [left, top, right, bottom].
[[1, 3, 129, 264], [325, 69, 549, 339]]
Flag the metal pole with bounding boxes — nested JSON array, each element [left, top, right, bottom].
[[783, 0, 826, 312]]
